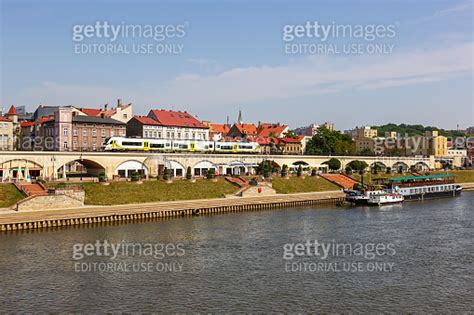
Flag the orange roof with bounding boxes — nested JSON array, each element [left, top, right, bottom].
[[210, 124, 230, 134], [37, 116, 54, 124], [7, 105, 17, 115], [257, 123, 288, 138], [20, 121, 35, 127], [279, 137, 302, 144], [234, 123, 257, 135], [0, 116, 11, 122], [79, 108, 102, 116], [132, 115, 161, 125], [148, 109, 208, 129]]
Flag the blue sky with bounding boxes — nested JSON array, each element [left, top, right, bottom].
[[0, 0, 472, 130]]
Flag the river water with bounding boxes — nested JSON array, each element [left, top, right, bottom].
[[1, 193, 472, 312]]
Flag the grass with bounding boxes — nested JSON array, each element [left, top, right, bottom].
[[57, 178, 239, 205], [0, 184, 24, 208], [271, 176, 339, 194]]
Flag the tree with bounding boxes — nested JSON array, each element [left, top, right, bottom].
[[283, 130, 297, 138], [130, 171, 141, 182], [297, 165, 303, 177], [347, 160, 368, 172], [325, 158, 341, 171], [98, 172, 107, 182], [386, 167, 391, 174], [206, 168, 215, 179], [358, 148, 375, 156], [311, 168, 317, 176], [305, 127, 356, 155], [186, 166, 192, 180], [281, 164, 288, 177], [345, 165, 353, 175], [163, 167, 170, 180]]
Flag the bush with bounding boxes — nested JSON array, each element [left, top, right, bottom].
[[130, 171, 141, 182], [386, 167, 391, 174], [163, 167, 170, 180], [297, 165, 303, 177], [98, 172, 107, 182], [311, 168, 317, 176], [207, 168, 215, 179], [345, 165, 353, 175], [186, 166, 192, 180], [281, 164, 288, 177]]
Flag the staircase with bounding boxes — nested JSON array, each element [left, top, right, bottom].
[[224, 176, 249, 188], [320, 173, 359, 190], [17, 183, 48, 196]]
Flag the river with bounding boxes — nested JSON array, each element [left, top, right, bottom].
[[0, 193, 472, 312]]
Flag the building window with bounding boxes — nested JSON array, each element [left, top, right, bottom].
[[101, 129, 106, 137], [111, 130, 115, 137], [83, 130, 87, 136], [82, 141, 87, 149], [123, 114, 127, 119], [73, 129, 78, 136], [63, 128, 68, 136], [167, 132, 170, 138], [63, 141, 68, 149], [177, 132, 181, 139], [92, 129, 97, 137], [92, 142, 97, 150]]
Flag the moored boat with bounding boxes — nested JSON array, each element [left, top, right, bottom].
[[367, 193, 404, 206]]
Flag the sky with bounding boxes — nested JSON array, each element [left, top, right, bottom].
[[0, 0, 473, 130]]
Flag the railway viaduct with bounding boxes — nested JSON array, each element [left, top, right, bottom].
[[0, 151, 435, 180]]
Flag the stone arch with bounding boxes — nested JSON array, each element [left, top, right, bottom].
[[0, 159, 43, 180], [56, 158, 106, 178], [413, 161, 430, 171], [192, 160, 217, 177], [370, 161, 387, 172], [115, 160, 149, 178], [392, 161, 409, 173], [165, 159, 186, 177]]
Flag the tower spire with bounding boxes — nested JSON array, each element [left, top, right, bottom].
[[237, 109, 243, 124]]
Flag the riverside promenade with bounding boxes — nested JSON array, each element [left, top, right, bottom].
[[0, 190, 345, 232]]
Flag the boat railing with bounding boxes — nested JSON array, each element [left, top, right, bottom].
[[397, 180, 454, 188]]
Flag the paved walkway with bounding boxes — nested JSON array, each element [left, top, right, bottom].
[[0, 190, 345, 226]]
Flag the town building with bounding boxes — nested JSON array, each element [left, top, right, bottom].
[[0, 117, 14, 150], [128, 109, 210, 140], [257, 123, 288, 138], [35, 107, 126, 151], [227, 123, 258, 139], [294, 122, 334, 136], [204, 122, 230, 141], [279, 136, 304, 155]]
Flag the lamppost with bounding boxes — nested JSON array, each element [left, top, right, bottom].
[[80, 153, 83, 181], [51, 156, 56, 181]]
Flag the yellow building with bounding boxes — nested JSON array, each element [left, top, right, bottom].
[[428, 131, 447, 157], [0, 117, 14, 150], [355, 126, 377, 139]]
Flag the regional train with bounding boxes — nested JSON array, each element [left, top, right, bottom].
[[101, 137, 260, 153]]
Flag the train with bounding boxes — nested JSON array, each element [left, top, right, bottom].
[[101, 136, 261, 153]]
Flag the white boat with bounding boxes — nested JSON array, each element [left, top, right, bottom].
[[367, 193, 404, 206]]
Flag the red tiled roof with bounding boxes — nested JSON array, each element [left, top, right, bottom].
[[20, 121, 35, 127], [132, 115, 161, 125], [37, 116, 54, 124], [7, 105, 17, 115], [257, 123, 288, 138], [148, 109, 208, 129], [210, 124, 230, 134], [234, 123, 257, 135], [279, 137, 302, 144], [79, 108, 102, 116], [0, 116, 12, 122]]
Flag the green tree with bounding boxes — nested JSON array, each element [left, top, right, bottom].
[[306, 127, 355, 155], [206, 168, 215, 179], [297, 165, 303, 177], [281, 164, 288, 177], [345, 165, 353, 175], [186, 166, 192, 180], [163, 167, 170, 180], [311, 168, 317, 176], [347, 160, 368, 171], [324, 158, 341, 171]]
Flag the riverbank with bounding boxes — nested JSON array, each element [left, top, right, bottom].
[[0, 190, 345, 232]]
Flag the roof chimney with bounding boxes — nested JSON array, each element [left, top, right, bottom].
[[104, 104, 108, 111], [117, 99, 122, 108]]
